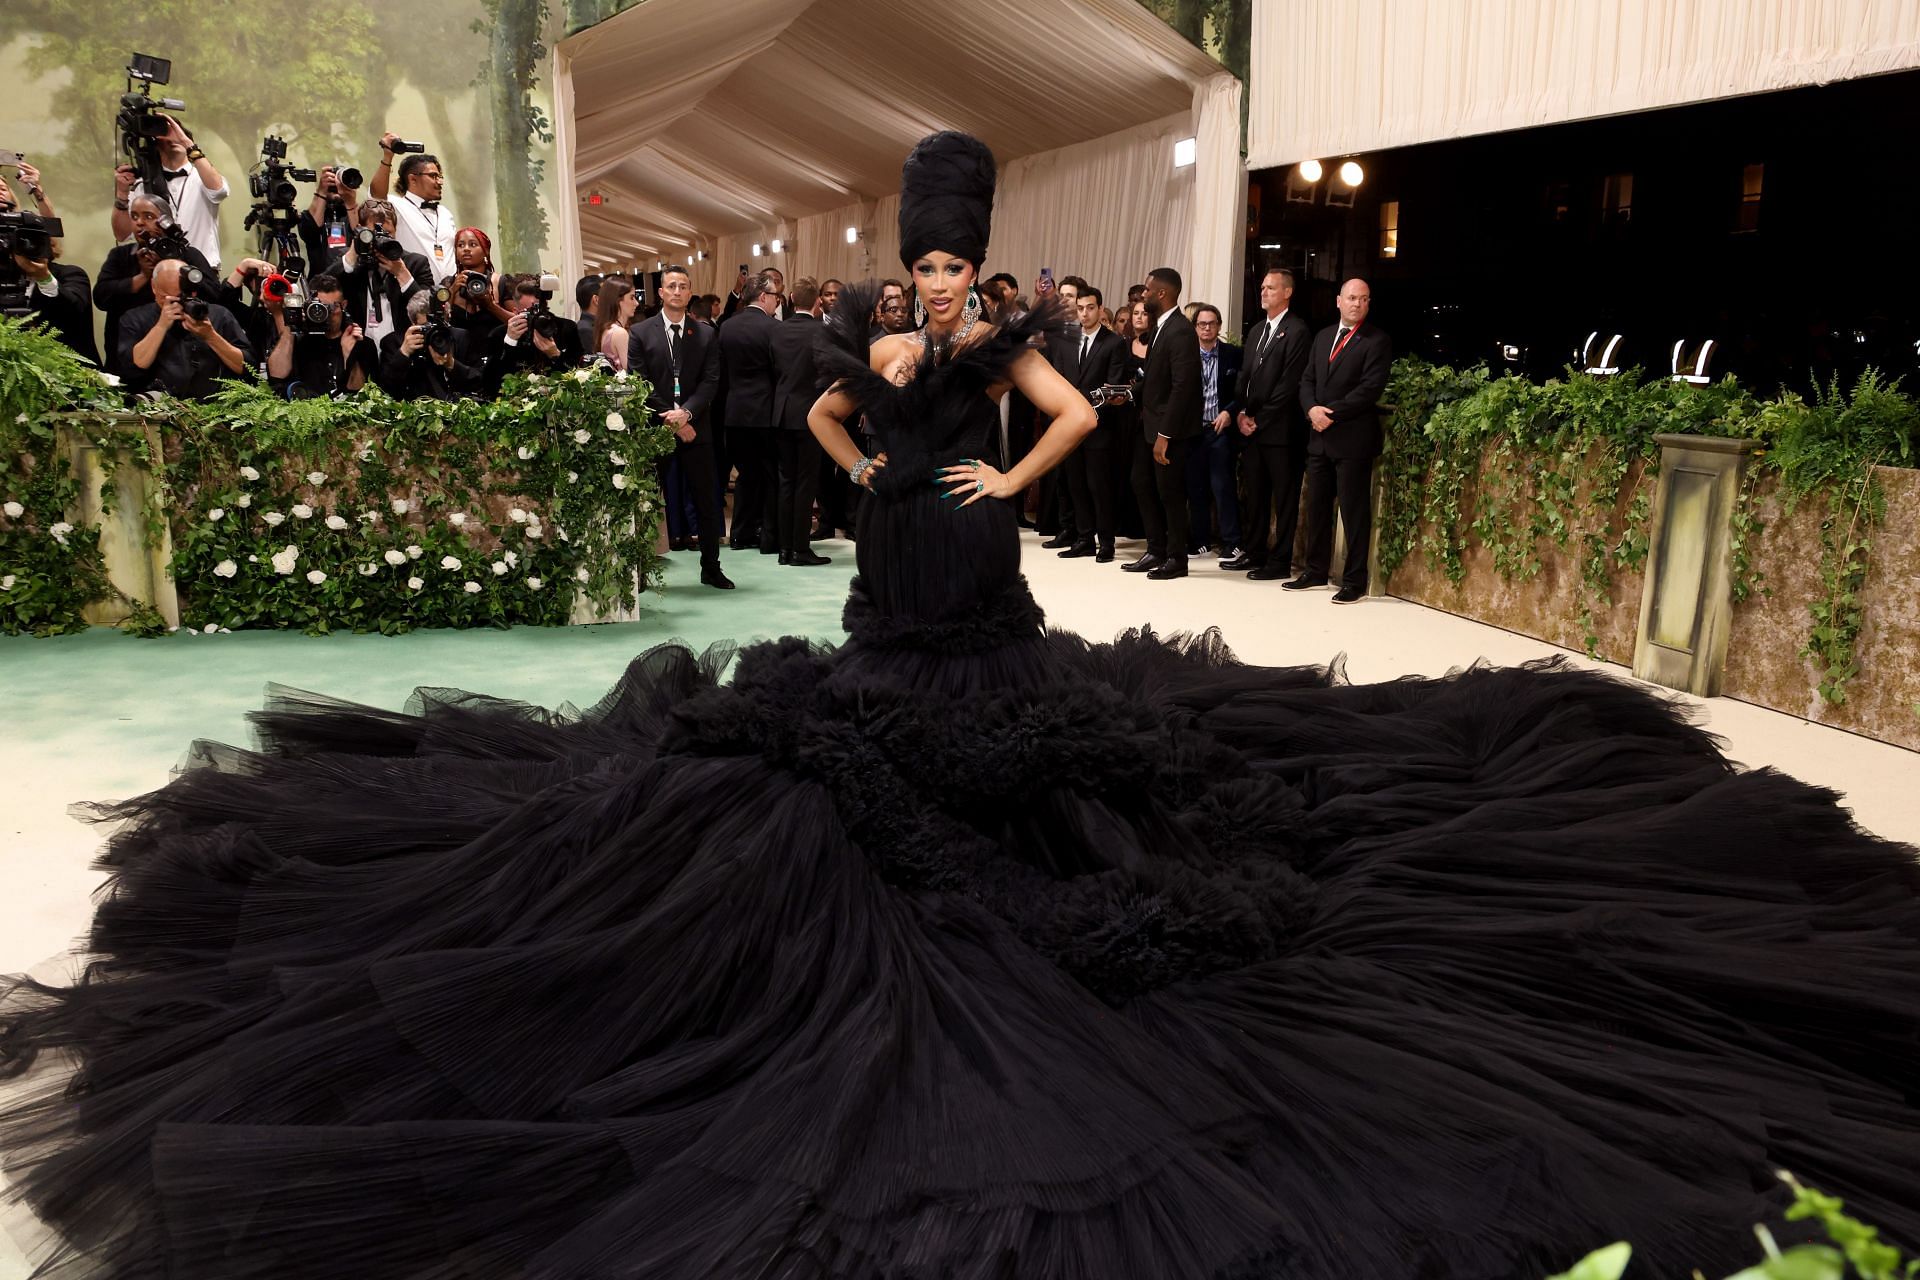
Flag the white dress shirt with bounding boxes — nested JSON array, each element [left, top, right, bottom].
[[393, 191, 458, 284], [131, 167, 229, 269]]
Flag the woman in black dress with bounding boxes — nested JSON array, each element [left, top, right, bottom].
[[4, 131, 1918, 1280]]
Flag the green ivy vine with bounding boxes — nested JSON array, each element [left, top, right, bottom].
[[1377, 360, 1918, 702]]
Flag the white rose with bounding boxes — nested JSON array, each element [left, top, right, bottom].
[[576, 566, 591, 582], [207, 507, 226, 521], [508, 507, 529, 523], [391, 498, 411, 514], [292, 504, 314, 519], [614, 368, 628, 382], [305, 470, 328, 485], [525, 523, 543, 539], [383, 549, 408, 566], [609, 451, 627, 465], [572, 429, 592, 444], [526, 576, 544, 590], [325, 515, 350, 531], [405, 544, 424, 560], [606, 411, 627, 432], [236, 494, 253, 508], [516, 446, 536, 461], [50, 521, 74, 546], [573, 367, 593, 382], [360, 510, 380, 523], [359, 563, 379, 576], [263, 511, 285, 526], [503, 550, 519, 567], [306, 569, 327, 585], [490, 560, 509, 576], [566, 471, 578, 484], [101, 372, 123, 387], [2, 501, 22, 518], [357, 446, 375, 462], [270, 546, 299, 575], [0, 574, 15, 590], [239, 465, 261, 481], [247, 555, 258, 563], [638, 499, 653, 514], [611, 473, 628, 490], [448, 513, 468, 528], [464, 580, 482, 594], [213, 559, 238, 578], [406, 575, 424, 590], [201, 624, 219, 635], [440, 555, 461, 570]]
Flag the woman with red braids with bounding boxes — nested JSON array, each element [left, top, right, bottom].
[[448, 225, 511, 337]]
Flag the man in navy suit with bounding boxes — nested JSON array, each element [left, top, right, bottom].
[[1226, 267, 1313, 578], [1291, 278, 1393, 603], [630, 264, 732, 589], [1184, 303, 1243, 562]]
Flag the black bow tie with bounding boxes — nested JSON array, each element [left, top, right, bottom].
[[161, 169, 188, 180], [418, 200, 439, 211]]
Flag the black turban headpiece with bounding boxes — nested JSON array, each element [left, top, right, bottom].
[[897, 131, 996, 270]]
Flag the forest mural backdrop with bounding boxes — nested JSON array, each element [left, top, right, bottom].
[[1, 0, 564, 334]]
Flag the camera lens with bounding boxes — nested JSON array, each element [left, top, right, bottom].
[[375, 238, 404, 262], [338, 167, 362, 190]]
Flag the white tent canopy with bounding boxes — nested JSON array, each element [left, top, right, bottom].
[[554, 0, 1243, 322]]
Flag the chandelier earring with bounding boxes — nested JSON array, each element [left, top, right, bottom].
[[960, 286, 982, 328], [913, 294, 927, 328]]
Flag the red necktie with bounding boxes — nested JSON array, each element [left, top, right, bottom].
[[1329, 325, 1355, 364]]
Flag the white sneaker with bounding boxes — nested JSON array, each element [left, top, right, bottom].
[[1191, 544, 1212, 558], [1217, 546, 1242, 565]]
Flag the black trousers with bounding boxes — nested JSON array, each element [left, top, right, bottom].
[[1036, 466, 1076, 538], [818, 448, 851, 537], [1129, 430, 1190, 560], [1242, 440, 1306, 572], [1063, 423, 1117, 549], [1302, 450, 1376, 591], [728, 427, 778, 549], [672, 438, 724, 570], [774, 430, 822, 556]]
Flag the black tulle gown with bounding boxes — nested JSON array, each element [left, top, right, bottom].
[[4, 306, 1919, 1280]]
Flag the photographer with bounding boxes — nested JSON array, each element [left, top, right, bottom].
[[112, 113, 229, 269], [117, 258, 251, 401], [449, 227, 510, 337], [481, 273, 584, 397], [378, 288, 482, 401], [2, 172, 97, 365], [324, 200, 430, 349], [297, 163, 361, 269], [93, 192, 220, 375], [263, 272, 373, 399], [368, 134, 455, 283]]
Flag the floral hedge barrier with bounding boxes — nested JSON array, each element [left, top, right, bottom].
[[0, 317, 675, 637]]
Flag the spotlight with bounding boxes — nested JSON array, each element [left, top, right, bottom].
[[845, 226, 859, 244], [770, 238, 785, 254], [1496, 341, 1527, 369], [1670, 338, 1716, 385], [1338, 160, 1365, 187], [1297, 159, 1323, 183], [1580, 331, 1625, 375], [1173, 137, 1197, 168], [751, 243, 763, 257]]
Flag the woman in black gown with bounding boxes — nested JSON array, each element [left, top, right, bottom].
[[3, 131, 1918, 1280]]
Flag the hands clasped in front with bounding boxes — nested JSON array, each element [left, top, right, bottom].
[[939, 459, 1012, 508]]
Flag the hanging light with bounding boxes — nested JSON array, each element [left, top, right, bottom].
[[1338, 160, 1365, 187], [751, 243, 763, 257], [845, 226, 860, 245], [770, 238, 785, 254], [1173, 137, 1197, 168], [1297, 159, 1323, 183]]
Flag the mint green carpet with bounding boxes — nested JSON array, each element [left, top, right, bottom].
[[0, 543, 854, 803]]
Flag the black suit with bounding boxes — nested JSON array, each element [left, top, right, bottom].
[[1056, 327, 1128, 551], [717, 304, 781, 549], [323, 247, 432, 334], [630, 310, 725, 569], [1298, 321, 1393, 591], [1130, 308, 1203, 560], [22, 263, 100, 366], [1235, 309, 1313, 570], [769, 311, 828, 557]]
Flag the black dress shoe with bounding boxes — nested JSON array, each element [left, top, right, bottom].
[[1218, 553, 1256, 571], [808, 525, 829, 540], [1095, 545, 1115, 563], [1248, 563, 1291, 581], [787, 550, 832, 566], [700, 568, 736, 589], [1058, 541, 1097, 558], [1331, 586, 1366, 604], [1040, 532, 1076, 549], [1281, 575, 1330, 591], [759, 543, 780, 556], [1121, 552, 1164, 573], [1146, 556, 1189, 580]]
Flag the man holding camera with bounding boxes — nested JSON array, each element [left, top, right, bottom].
[[379, 288, 483, 402], [298, 164, 361, 270], [325, 201, 430, 352], [482, 274, 584, 396], [2, 169, 96, 365], [117, 258, 251, 400], [93, 192, 219, 375], [263, 272, 374, 399], [112, 114, 229, 270], [369, 134, 456, 285]]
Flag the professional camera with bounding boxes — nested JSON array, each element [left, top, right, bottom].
[[421, 286, 456, 356], [527, 272, 566, 342], [0, 211, 63, 320], [459, 270, 493, 302], [177, 264, 210, 323], [387, 138, 427, 155], [244, 135, 313, 237], [137, 222, 193, 264], [354, 226, 405, 262], [115, 53, 184, 194], [328, 164, 364, 192]]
